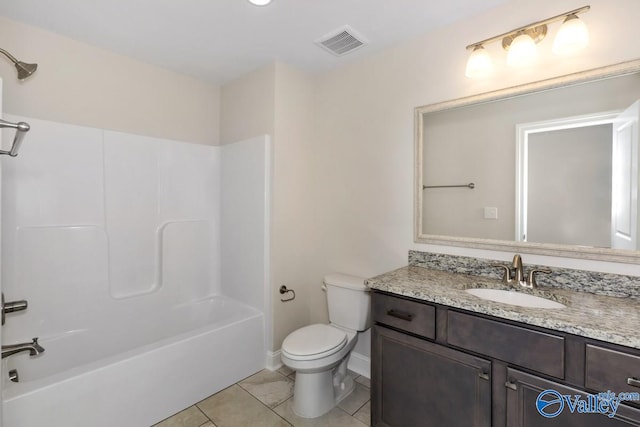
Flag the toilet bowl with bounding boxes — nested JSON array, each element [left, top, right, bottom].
[[280, 273, 371, 418]]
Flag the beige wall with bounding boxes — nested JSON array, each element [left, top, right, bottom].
[[278, 0, 640, 353], [220, 64, 275, 144], [2, 0, 640, 356], [222, 0, 640, 354], [0, 16, 219, 145], [6, 0, 639, 357], [272, 63, 317, 348], [220, 62, 316, 350]]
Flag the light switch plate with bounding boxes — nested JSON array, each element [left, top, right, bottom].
[[484, 207, 498, 219]]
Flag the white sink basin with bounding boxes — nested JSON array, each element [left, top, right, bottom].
[[465, 288, 566, 309]]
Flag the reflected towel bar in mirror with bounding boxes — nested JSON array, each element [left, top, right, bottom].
[[423, 183, 475, 189]]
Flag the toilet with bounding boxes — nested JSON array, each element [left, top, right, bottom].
[[281, 273, 371, 418]]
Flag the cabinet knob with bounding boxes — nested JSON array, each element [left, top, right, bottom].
[[505, 380, 517, 391], [478, 371, 490, 381]]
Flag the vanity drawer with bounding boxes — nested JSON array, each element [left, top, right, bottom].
[[447, 311, 565, 379], [372, 293, 435, 339], [585, 344, 640, 396]]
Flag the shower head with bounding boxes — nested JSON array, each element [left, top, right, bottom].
[[15, 61, 38, 80], [0, 48, 38, 80]]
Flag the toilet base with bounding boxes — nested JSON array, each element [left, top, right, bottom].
[[292, 358, 355, 418]]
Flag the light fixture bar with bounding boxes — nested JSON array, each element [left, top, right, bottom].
[[465, 5, 590, 50]]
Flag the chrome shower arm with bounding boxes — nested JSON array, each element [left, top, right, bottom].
[[0, 48, 20, 65], [0, 47, 38, 80]]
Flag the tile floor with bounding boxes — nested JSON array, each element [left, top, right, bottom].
[[153, 367, 371, 427]]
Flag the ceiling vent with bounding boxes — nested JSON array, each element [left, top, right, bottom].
[[315, 25, 367, 56]]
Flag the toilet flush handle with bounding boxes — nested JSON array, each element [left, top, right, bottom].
[[321, 284, 327, 292]]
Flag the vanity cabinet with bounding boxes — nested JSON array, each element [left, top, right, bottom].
[[371, 291, 640, 427], [372, 325, 491, 427], [372, 293, 491, 426]]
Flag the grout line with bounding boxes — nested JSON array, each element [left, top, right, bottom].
[[352, 399, 370, 417], [234, 383, 293, 422], [236, 382, 293, 425], [237, 370, 293, 409], [194, 405, 213, 426], [273, 370, 290, 379], [272, 397, 295, 426], [342, 404, 371, 427], [355, 377, 371, 387], [195, 383, 236, 407], [337, 405, 357, 417], [195, 384, 292, 426], [235, 368, 268, 384], [174, 370, 370, 427]]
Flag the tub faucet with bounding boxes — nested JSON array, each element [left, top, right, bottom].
[[1, 338, 45, 359]]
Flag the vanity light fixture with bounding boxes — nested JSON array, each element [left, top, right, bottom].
[[465, 5, 590, 78], [552, 13, 590, 55], [465, 45, 493, 78], [506, 32, 538, 67], [248, 0, 272, 5]]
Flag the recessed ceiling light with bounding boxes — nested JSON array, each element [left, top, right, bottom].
[[248, 0, 272, 5]]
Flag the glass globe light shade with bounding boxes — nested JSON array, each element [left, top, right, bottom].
[[248, 0, 272, 5], [553, 14, 589, 55], [465, 46, 493, 78], [506, 33, 538, 67]]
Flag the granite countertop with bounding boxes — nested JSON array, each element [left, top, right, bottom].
[[366, 266, 640, 350]]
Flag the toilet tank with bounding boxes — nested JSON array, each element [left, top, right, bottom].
[[324, 273, 371, 331]]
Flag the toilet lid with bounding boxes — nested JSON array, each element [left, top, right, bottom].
[[282, 324, 347, 357]]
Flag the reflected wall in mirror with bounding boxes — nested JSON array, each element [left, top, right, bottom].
[[415, 60, 640, 263]]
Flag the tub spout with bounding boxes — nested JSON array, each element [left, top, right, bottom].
[[2, 337, 45, 359]]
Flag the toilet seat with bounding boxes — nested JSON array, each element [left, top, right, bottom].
[[282, 324, 347, 361]]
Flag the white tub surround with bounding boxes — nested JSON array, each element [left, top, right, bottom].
[[0, 116, 271, 426], [3, 298, 264, 427]]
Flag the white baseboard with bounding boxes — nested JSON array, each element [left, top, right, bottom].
[[347, 351, 370, 379], [266, 350, 282, 371]]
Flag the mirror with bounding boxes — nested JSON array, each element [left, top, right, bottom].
[[415, 59, 640, 263]]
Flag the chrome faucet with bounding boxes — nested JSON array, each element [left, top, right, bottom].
[[1, 338, 45, 359], [493, 254, 552, 289], [512, 254, 526, 287]]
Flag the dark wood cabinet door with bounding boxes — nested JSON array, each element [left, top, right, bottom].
[[372, 325, 491, 427], [506, 368, 640, 426]]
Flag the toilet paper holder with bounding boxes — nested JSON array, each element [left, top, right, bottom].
[[279, 285, 296, 302]]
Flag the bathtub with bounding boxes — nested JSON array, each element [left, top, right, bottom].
[[2, 295, 265, 427]]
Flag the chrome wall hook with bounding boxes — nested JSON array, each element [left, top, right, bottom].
[[279, 285, 295, 302]]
